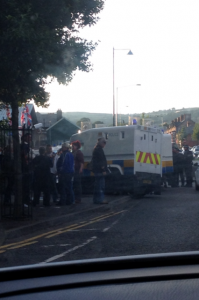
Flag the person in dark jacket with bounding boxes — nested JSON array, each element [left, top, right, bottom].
[[1, 146, 14, 204], [71, 140, 84, 204], [92, 137, 108, 204], [171, 146, 185, 187], [32, 146, 52, 206], [183, 145, 193, 187], [21, 133, 33, 206], [45, 144, 59, 203], [56, 142, 74, 206]]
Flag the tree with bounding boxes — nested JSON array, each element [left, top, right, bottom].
[[0, 0, 104, 216], [192, 123, 199, 141], [163, 122, 169, 129], [76, 117, 91, 127], [92, 120, 103, 128]]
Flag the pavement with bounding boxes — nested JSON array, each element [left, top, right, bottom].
[[0, 194, 130, 246]]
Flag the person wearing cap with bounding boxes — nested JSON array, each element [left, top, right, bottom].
[[71, 140, 84, 204], [183, 145, 193, 187], [91, 137, 108, 204], [56, 142, 74, 205]]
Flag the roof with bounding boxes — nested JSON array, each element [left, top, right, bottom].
[[46, 117, 80, 143], [0, 104, 38, 125], [46, 117, 80, 131]]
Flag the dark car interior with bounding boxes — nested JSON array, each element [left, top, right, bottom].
[[1, 252, 199, 299]]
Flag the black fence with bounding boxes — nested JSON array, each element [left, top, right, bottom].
[[0, 126, 33, 219]]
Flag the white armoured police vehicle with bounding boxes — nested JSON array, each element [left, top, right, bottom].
[[70, 125, 173, 197]]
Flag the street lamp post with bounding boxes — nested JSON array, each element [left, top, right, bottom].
[[116, 84, 141, 126], [113, 47, 133, 126]]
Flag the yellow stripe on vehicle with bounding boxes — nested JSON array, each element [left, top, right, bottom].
[[157, 154, 161, 165], [140, 152, 146, 163], [136, 151, 140, 162]]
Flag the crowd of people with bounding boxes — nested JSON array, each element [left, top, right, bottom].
[[30, 137, 109, 206], [0, 136, 196, 207], [0, 135, 109, 207], [166, 144, 193, 188], [31, 141, 85, 206]]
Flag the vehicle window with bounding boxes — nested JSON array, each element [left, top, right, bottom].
[[1, 0, 199, 270]]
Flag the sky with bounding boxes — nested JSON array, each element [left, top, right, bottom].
[[36, 0, 199, 115]]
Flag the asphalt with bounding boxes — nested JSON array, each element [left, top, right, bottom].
[[0, 194, 130, 246]]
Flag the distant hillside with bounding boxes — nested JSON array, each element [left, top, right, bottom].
[[36, 107, 199, 127], [141, 107, 199, 125], [62, 112, 129, 126], [62, 107, 199, 126]]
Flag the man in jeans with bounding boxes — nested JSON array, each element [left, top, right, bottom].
[[92, 137, 108, 204], [56, 142, 74, 206], [45, 144, 59, 203], [32, 147, 52, 206]]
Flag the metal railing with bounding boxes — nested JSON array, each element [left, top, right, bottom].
[[0, 126, 33, 219]]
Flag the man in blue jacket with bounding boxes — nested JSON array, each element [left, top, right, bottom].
[[56, 142, 74, 205]]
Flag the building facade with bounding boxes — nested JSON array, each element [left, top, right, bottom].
[[165, 113, 198, 146]]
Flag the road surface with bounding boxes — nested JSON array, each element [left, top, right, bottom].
[[1, 187, 199, 268]]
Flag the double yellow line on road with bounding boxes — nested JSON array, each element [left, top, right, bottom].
[[0, 210, 125, 254]]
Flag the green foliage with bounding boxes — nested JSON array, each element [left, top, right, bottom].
[[192, 123, 199, 141], [0, 118, 10, 129], [163, 122, 169, 128], [0, 0, 104, 215], [0, 0, 104, 107], [93, 120, 103, 124], [76, 117, 91, 127], [92, 120, 104, 128]]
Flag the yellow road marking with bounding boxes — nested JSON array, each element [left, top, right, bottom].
[[8, 241, 38, 250], [0, 224, 78, 250], [90, 212, 114, 221], [45, 224, 83, 238], [45, 213, 116, 238], [0, 210, 125, 252], [45, 210, 125, 239]]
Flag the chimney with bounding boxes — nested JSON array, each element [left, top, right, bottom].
[[177, 117, 180, 122], [180, 115, 184, 122], [57, 109, 62, 121]]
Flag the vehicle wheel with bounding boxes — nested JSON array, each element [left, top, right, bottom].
[[195, 181, 199, 191], [130, 187, 146, 199]]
